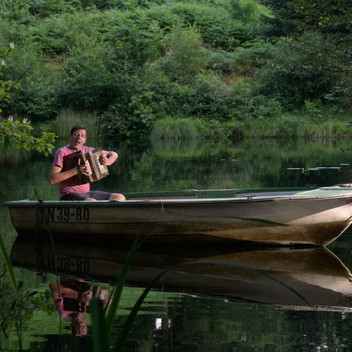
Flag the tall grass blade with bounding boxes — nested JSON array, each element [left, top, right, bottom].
[[0, 233, 19, 299], [90, 299, 109, 351], [102, 232, 141, 339]]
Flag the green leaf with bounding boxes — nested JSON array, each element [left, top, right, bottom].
[[91, 299, 109, 351]]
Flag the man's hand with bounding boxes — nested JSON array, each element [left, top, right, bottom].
[[78, 159, 92, 176], [99, 151, 118, 166], [99, 154, 108, 165]]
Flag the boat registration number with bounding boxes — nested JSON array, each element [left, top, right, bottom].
[[40, 253, 90, 274], [41, 207, 90, 222]]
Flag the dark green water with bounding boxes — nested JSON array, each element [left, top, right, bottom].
[[2, 137, 352, 351]]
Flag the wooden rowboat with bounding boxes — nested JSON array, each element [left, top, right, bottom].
[[10, 237, 352, 311], [4, 185, 352, 246]]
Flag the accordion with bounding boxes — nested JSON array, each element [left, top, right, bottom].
[[68, 148, 109, 185]]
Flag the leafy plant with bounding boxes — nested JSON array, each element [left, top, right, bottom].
[[255, 33, 337, 110], [0, 42, 19, 106], [160, 22, 208, 82], [229, 0, 262, 23], [0, 42, 62, 122], [0, 118, 55, 156]]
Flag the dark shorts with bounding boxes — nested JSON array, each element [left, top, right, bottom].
[[60, 191, 112, 201]]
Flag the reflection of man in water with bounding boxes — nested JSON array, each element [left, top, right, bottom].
[[50, 277, 110, 336]]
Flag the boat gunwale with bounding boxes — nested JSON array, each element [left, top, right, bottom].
[[4, 194, 352, 208], [4, 186, 352, 208]]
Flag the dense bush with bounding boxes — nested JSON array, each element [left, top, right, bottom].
[[159, 23, 207, 82], [97, 66, 283, 141], [254, 33, 338, 110], [59, 34, 119, 111], [0, 45, 61, 121]]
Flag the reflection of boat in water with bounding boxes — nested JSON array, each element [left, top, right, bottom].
[[10, 236, 352, 311], [4, 186, 352, 246]]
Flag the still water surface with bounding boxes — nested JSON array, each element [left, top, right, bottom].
[[2, 138, 352, 351]]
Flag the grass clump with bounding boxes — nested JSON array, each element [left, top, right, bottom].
[[35, 109, 98, 139], [151, 116, 201, 140], [238, 115, 352, 140]]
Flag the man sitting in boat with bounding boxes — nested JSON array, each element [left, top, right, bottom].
[[49, 124, 125, 201]]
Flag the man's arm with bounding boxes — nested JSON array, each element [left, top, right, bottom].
[[100, 151, 118, 166], [49, 165, 79, 185]]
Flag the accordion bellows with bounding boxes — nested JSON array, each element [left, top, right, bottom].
[[68, 148, 109, 185]]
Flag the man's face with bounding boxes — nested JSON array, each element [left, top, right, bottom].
[[69, 129, 87, 151]]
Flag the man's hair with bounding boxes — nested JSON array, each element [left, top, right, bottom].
[[70, 125, 87, 135]]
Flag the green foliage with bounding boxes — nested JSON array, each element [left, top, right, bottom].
[[98, 66, 283, 141], [166, 3, 255, 49], [98, 68, 189, 141], [293, 0, 352, 33], [60, 35, 118, 111], [291, 0, 352, 108], [229, 0, 261, 23], [1, 0, 350, 140], [258, 0, 303, 38], [0, 119, 55, 156], [107, 20, 165, 72], [237, 114, 352, 139], [201, 40, 273, 78], [187, 72, 282, 120], [0, 43, 55, 154], [255, 33, 337, 110], [123, 2, 256, 50], [25, 15, 77, 54], [0, 0, 35, 23], [160, 23, 207, 82], [151, 116, 201, 140], [304, 100, 324, 118], [0, 43, 19, 106], [234, 40, 274, 70], [0, 44, 62, 121], [36, 109, 98, 139], [198, 118, 237, 139]]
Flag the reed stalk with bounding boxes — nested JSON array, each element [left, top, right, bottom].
[[0, 233, 19, 299], [54, 109, 98, 138]]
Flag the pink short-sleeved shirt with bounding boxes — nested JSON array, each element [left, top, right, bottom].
[[53, 145, 94, 197]]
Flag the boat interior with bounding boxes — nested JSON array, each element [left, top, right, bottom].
[[125, 185, 352, 201]]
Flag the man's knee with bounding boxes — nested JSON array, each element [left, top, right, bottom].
[[84, 198, 97, 201], [109, 193, 126, 201]]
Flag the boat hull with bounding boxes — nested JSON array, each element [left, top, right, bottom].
[[5, 187, 352, 246]]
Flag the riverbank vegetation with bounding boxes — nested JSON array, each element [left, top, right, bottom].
[[0, 0, 351, 141]]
